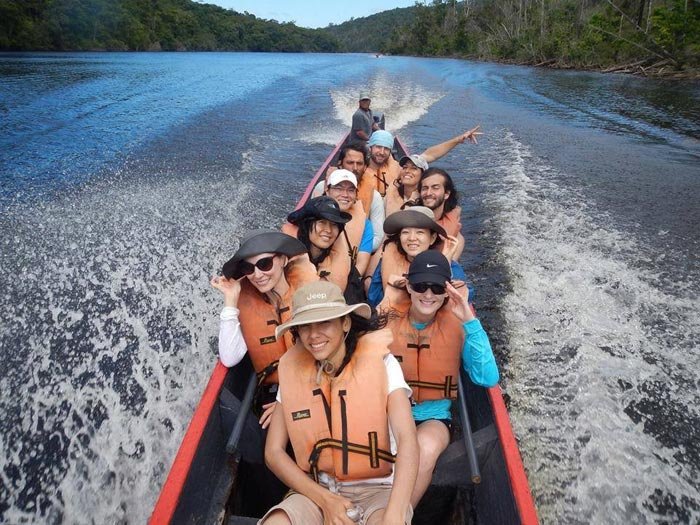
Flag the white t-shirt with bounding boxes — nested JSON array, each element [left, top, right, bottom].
[[276, 353, 410, 485]]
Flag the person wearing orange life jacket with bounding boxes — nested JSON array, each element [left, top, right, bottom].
[[283, 196, 368, 304], [260, 281, 418, 525], [364, 130, 401, 197], [210, 230, 318, 428], [379, 251, 499, 508], [321, 169, 374, 276], [384, 125, 482, 220], [366, 126, 483, 199], [365, 207, 467, 308], [418, 167, 466, 259]]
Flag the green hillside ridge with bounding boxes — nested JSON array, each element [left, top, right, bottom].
[[1, 0, 696, 77], [0, 0, 339, 51], [324, 0, 700, 76]]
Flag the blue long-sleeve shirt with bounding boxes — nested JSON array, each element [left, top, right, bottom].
[[411, 318, 499, 422]]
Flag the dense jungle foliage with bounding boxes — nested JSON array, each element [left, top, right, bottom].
[[0, 0, 339, 51], [331, 0, 700, 72], [1, 0, 697, 74]]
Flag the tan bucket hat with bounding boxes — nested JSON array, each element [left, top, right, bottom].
[[275, 281, 371, 340]]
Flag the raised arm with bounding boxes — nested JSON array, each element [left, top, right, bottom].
[[211, 276, 248, 367], [420, 125, 482, 164]]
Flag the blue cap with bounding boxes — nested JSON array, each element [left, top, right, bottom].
[[368, 130, 394, 149]]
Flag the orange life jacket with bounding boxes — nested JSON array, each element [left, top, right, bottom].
[[342, 201, 367, 264], [437, 206, 462, 237], [279, 329, 395, 481], [237, 255, 318, 385], [282, 222, 353, 292], [365, 157, 400, 197], [383, 289, 465, 402], [380, 242, 410, 291]]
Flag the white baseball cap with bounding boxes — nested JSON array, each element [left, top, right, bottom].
[[327, 169, 358, 188]]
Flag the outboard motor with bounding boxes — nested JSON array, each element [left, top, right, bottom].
[[373, 112, 385, 130]]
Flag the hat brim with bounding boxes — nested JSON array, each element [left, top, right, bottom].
[[275, 303, 371, 340], [407, 272, 450, 286], [383, 211, 447, 237], [222, 231, 307, 279], [287, 208, 352, 226], [399, 155, 428, 171]]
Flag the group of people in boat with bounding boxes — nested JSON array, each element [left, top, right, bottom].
[[210, 94, 499, 525]]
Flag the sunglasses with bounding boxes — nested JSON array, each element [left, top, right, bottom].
[[238, 256, 275, 276], [411, 282, 446, 295]]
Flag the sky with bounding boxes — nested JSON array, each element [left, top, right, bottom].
[[202, 0, 419, 29]]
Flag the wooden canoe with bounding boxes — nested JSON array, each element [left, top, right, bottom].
[[150, 133, 539, 525]]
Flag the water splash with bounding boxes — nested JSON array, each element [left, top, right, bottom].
[[482, 132, 700, 524]]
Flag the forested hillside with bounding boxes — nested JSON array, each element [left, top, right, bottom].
[[324, 7, 416, 52], [329, 0, 700, 75], [0, 0, 339, 51]]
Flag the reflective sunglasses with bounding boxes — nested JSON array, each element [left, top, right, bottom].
[[411, 282, 446, 295], [238, 256, 275, 276]]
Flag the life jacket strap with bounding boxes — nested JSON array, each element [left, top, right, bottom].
[[307, 436, 395, 480], [408, 376, 458, 398]]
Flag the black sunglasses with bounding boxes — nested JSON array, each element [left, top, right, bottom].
[[238, 256, 275, 276], [411, 282, 446, 295]]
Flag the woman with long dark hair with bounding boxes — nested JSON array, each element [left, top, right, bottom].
[[260, 281, 418, 525]]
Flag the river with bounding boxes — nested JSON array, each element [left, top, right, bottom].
[[0, 52, 698, 524]]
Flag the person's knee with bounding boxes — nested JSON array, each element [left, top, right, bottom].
[[417, 431, 449, 469], [259, 509, 292, 525]]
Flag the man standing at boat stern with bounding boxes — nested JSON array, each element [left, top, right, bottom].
[[351, 93, 378, 145]]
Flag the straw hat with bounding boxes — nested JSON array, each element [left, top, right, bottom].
[[275, 281, 371, 340]]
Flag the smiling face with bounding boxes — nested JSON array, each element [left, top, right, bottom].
[[399, 227, 437, 260], [326, 181, 357, 212], [407, 283, 446, 322], [399, 160, 422, 189], [309, 219, 341, 250], [370, 145, 391, 166], [420, 173, 450, 213], [297, 316, 350, 364], [244, 252, 285, 294]]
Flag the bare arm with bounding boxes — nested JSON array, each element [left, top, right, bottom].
[[420, 125, 482, 164], [381, 389, 419, 524], [356, 251, 370, 276], [356, 129, 370, 141], [264, 404, 355, 524], [453, 232, 465, 260]]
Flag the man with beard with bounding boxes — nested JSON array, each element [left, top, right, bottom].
[[419, 168, 465, 260]]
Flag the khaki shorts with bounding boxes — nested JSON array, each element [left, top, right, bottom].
[[258, 482, 413, 525]]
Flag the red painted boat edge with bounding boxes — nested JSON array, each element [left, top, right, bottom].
[[488, 385, 539, 525], [150, 362, 229, 524], [149, 132, 349, 524]]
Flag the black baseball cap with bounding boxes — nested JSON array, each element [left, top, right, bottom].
[[407, 251, 452, 285]]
